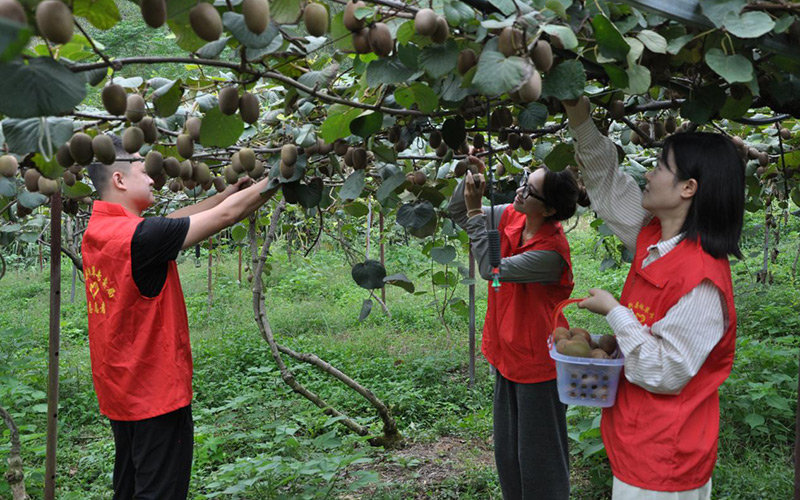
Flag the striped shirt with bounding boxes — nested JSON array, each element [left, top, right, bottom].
[[572, 119, 727, 395]]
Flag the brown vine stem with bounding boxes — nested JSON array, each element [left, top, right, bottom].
[[248, 204, 402, 446], [73, 19, 115, 70], [0, 405, 27, 500]]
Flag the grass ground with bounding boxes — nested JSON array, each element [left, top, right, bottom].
[[0, 213, 797, 499]]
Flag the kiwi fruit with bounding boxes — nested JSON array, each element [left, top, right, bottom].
[[169, 179, 183, 192], [239, 147, 256, 171], [352, 147, 367, 170], [457, 49, 477, 75], [37, 176, 59, 196], [519, 70, 542, 103], [62, 169, 76, 187], [780, 127, 791, 140], [138, 116, 158, 144], [122, 126, 145, 154], [414, 8, 437, 37], [56, 144, 73, 168], [453, 161, 467, 177], [435, 142, 448, 157], [0, 0, 26, 24], [343, 147, 354, 166], [520, 134, 533, 151], [387, 126, 400, 143], [281, 144, 298, 165], [654, 120, 666, 139], [231, 152, 243, 173], [334, 140, 349, 156], [473, 133, 484, 149], [590, 349, 611, 360], [570, 327, 592, 345], [343, 0, 364, 31], [125, 94, 146, 123], [552, 327, 570, 343], [665, 116, 677, 134], [35, 0, 73, 45], [239, 92, 260, 124], [394, 138, 407, 152], [194, 162, 211, 184], [92, 134, 116, 165], [598, 335, 617, 356], [507, 132, 520, 150], [249, 159, 264, 178], [218, 86, 240, 116], [368, 22, 392, 57], [530, 40, 553, 72], [0, 155, 18, 177], [304, 2, 328, 37], [189, 2, 222, 42], [561, 339, 591, 358], [498, 129, 508, 142], [176, 134, 194, 159], [429, 130, 442, 148], [212, 176, 226, 192], [498, 27, 522, 57], [555, 338, 569, 354], [280, 161, 295, 179], [747, 147, 760, 160], [102, 84, 127, 116], [412, 170, 427, 185], [242, 0, 269, 34], [24, 168, 41, 191], [758, 151, 769, 166], [144, 150, 164, 177], [352, 27, 371, 54], [140, 0, 166, 28], [609, 99, 625, 121], [69, 133, 94, 165], [499, 107, 513, 127], [430, 16, 448, 44], [150, 174, 165, 191], [185, 117, 202, 141], [224, 165, 239, 184], [179, 160, 193, 180], [69, 164, 82, 175]]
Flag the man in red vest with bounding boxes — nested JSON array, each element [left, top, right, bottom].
[[82, 138, 277, 500]]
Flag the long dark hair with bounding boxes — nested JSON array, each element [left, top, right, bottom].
[[663, 132, 745, 259], [540, 168, 589, 221]]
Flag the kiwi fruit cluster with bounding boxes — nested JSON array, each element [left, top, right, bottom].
[[386, 125, 407, 152], [413, 8, 449, 44], [553, 326, 618, 360], [343, 1, 394, 57], [280, 144, 298, 179]]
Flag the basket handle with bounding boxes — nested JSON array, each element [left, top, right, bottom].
[[547, 297, 587, 350]]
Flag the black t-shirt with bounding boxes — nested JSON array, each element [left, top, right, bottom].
[[131, 216, 190, 298]]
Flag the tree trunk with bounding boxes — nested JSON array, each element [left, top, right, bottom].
[[1, 405, 28, 500], [207, 237, 213, 312], [380, 212, 385, 305], [44, 192, 62, 500], [468, 249, 476, 389]]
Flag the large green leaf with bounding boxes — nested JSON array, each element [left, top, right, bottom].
[[73, 0, 121, 30], [442, 116, 466, 150], [418, 39, 459, 79], [544, 143, 575, 172], [270, 0, 303, 24], [0, 177, 16, 198], [384, 273, 415, 293], [624, 63, 651, 95], [320, 105, 361, 143], [431, 245, 456, 265], [199, 107, 244, 148], [366, 58, 420, 87], [2, 118, 73, 156], [635, 30, 667, 54], [542, 24, 578, 50], [18, 191, 48, 209], [472, 50, 531, 97], [592, 15, 629, 61], [699, 0, 746, 27], [153, 79, 183, 117], [222, 12, 280, 48], [349, 111, 383, 138], [196, 37, 231, 59], [396, 201, 434, 229], [63, 181, 92, 199], [297, 64, 339, 97], [444, 1, 473, 25], [375, 172, 406, 202], [434, 73, 470, 103], [33, 153, 64, 180], [680, 86, 726, 125], [352, 260, 387, 290], [704, 48, 753, 84], [541, 60, 585, 101], [518, 102, 548, 130], [339, 170, 366, 200], [296, 178, 323, 208], [394, 83, 439, 114], [0, 58, 86, 118], [723, 11, 775, 39], [0, 18, 31, 62]]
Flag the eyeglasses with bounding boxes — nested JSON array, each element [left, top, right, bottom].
[[521, 183, 547, 204]]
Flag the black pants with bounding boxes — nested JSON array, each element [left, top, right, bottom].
[[493, 373, 570, 500], [110, 405, 193, 500]]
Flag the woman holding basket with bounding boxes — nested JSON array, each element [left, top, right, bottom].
[[564, 96, 745, 499], [449, 156, 587, 500]]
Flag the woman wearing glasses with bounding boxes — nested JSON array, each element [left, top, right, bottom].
[[563, 96, 744, 499], [449, 156, 588, 500]]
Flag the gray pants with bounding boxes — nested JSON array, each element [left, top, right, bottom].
[[493, 373, 570, 500]]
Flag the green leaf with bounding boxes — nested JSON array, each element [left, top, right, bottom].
[[384, 273, 414, 293], [73, 0, 121, 30], [666, 34, 693, 55], [349, 111, 383, 138], [199, 107, 244, 148], [396, 201, 434, 229], [743, 413, 765, 429], [418, 39, 459, 79], [271, 0, 303, 24], [294, 124, 317, 147], [0, 177, 15, 197], [592, 15, 630, 61], [376, 172, 406, 202], [33, 153, 64, 180], [541, 60, 586, 101], [722, 11, 775, 39], [167, 0, 207, 52], [518, 102, 548, 130], [394, 83, 439, 114], [489, 0, 516, 16], [153, 79, 183, 117], [0, 58, 86, 118], [719, 92, 753, 120], [343, 200, 369, 216], [699, 0, 746, 28], [472, 51, 531, 97], [339, 170, 366, 200], [358, 299, 372, 322], [196, 37, 231, 59], [431, 245, 456, 265], [0, 223, 21, 233], [544, 143, 574, 172], [297, 63, 339, 97], [331, 12, 354, 51], [704, 48, 753, 84], [542, 24, 578, 50], [624, 64, 651, 95], [296, 179, 323, 208], [17, 191, 48, 209], [434, 73, 470, 102], [2, 118, 73, 156], [352, 260, 387, 289], [441, 117, 466, 150], [444, 1, 473, 25], [62, 181, 92, 199], [222, 13, 280, 48], [603, 63, 628, 89], [635, 29, 667, 54], [366, 58, 419, 87], [320, 105, 361, 143], [0, 18, 32, 62], [231, 224, 246, 242], [680, 86, 726, 125]]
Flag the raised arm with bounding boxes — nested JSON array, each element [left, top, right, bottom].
[[563, 97, 650, 252], [167, 177, 252, 219], [181, 178, 277, 250]]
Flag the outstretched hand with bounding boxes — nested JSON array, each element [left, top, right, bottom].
[[561, 96, 591, 128], [464, 170, 486, 212], [577, 288, 620, 316], [222, 176, 254, 197]]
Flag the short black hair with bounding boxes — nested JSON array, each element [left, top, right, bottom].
[[662, 132, 745, 259], [86, 135, 136, 199], [540, 168, 588, 221]]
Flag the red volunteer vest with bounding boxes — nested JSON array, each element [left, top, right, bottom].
[[481, 206, 574, 383], [82, 201, 193, 421], [601, 220, 736, 491]]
